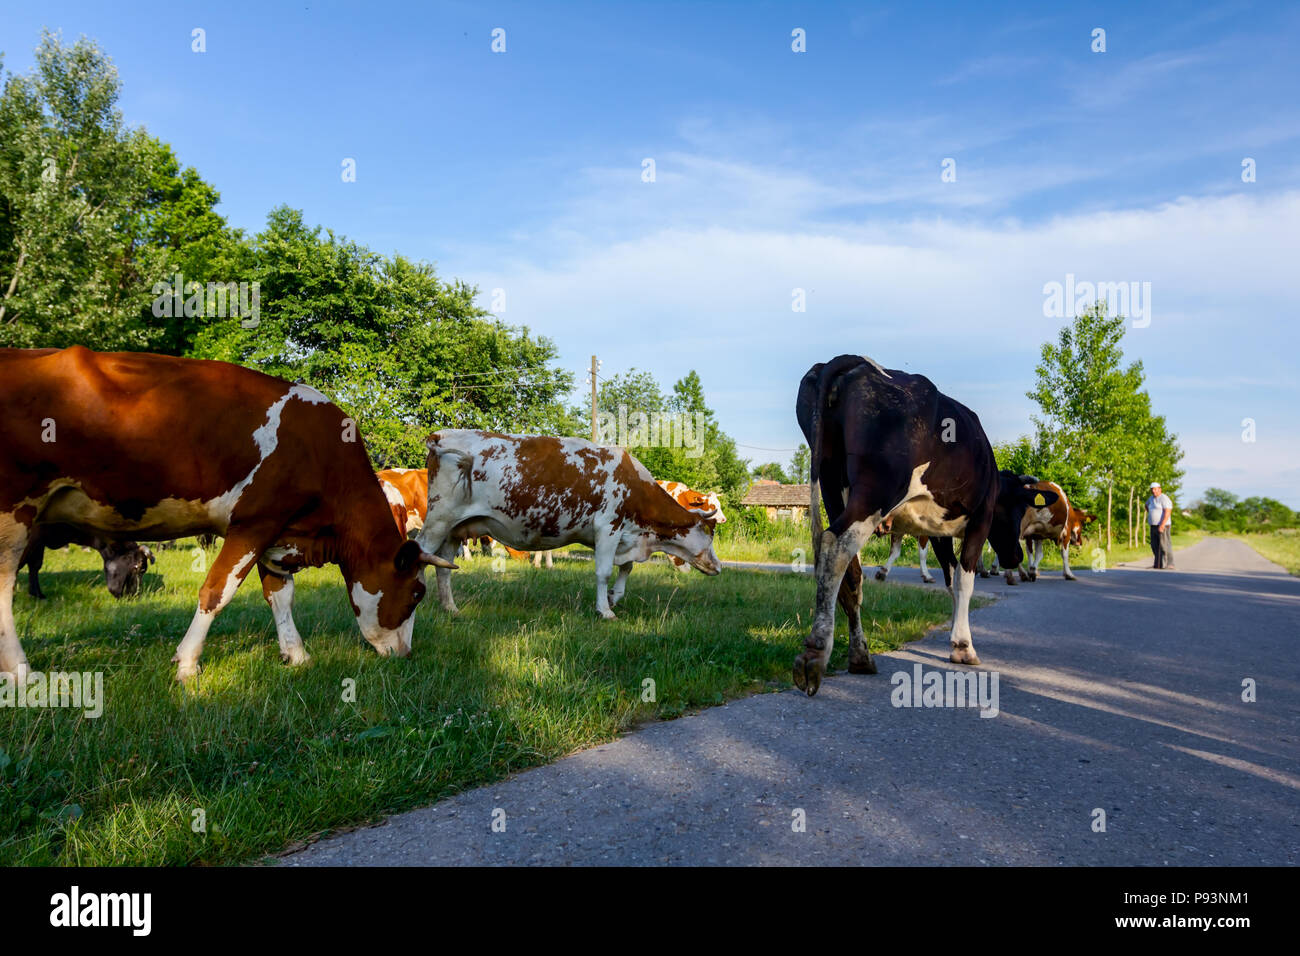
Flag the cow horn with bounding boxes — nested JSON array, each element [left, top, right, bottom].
[[417, 551, 457, 569], [695, 507, 717, 519]]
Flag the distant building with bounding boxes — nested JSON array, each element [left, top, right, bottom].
[[741, 480, 812, 522]]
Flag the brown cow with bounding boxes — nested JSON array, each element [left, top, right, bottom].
[[0, 346, 451, 683]]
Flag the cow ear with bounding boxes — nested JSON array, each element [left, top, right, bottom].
[[1028, 488, 1060, 507]]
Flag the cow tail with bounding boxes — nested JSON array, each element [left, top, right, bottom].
[[808, 370, 830, 564], [428, 434, 474, 501]]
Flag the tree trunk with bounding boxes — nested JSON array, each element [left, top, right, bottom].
[[1127, 486, 1135, 548], [0, 246, 27, 324], [1106, 482, 1113, 550]]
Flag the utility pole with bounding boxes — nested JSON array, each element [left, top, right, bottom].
[[590, 355, 599, 443]]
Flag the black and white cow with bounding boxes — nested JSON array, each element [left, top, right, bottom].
[[792, 355, 1057, 696], [20, 524, 156, 599]]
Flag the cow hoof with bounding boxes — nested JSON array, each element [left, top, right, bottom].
[[173, 662, 202, 682], [792, 654, 823, 696], [599, 610, 617, 621], [847, 655, 877, 675], [874, 568, 888, 581], [949, 645, 981, 666], [1006, 576, 1017, 586], [281, 647, 311, 666], [921, 574, 935, 584], [1064, 572, 1077, 581]]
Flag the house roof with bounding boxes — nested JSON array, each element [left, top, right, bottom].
[[741, 482, 811, 507]]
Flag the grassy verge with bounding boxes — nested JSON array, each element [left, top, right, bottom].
[[0, 542, 951, 865], [716, 524, 930, 568], [1230, 530, 1300, 575]]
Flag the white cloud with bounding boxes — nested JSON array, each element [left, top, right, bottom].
[[448, 181, 1300, 506]]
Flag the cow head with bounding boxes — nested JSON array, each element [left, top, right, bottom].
[[103, 542, 155, 598], [638, 515, 722, 575], [347, 540, 452, 658], [1068, 508, 1097, 547], [989, 471, 1060, 568]]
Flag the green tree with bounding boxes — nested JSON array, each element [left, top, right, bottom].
[[789, 443, 811, 484], [752, 462, 789, 482], [1027, 301, 1182, 548], [0, 31, 229, 351], [192, 207, 573, 467]]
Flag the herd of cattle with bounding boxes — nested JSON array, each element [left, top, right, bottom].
[[0, 347, 1095, 694]]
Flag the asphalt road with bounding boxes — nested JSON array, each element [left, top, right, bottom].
[[284, 537, 1300, 866]]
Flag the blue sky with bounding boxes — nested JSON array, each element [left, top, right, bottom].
[[3, 0, 1298, 504]]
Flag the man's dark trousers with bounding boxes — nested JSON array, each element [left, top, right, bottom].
[[1150, 524, 1165, 568]]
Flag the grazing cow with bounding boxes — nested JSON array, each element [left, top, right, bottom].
[[656, 480, 726, 572], [416, 430, 720, 618], [872, 524, 934, 584], [0, 346, 451, 683], [20, 524, 156, 599], [792, 355, 1057, 695]]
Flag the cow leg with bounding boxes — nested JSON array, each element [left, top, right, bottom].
[[1061, 539, 1076, 581], [917, 536, 934, 584], [793, 499, 881, 696], [840, 554, 875, 675], [544, 550, 553, 569], [930, 536, 957, 629], [172, 531, 269, 681], [875, 532, 903, 581], [0, 515, 32, 682], [949, 537, 985, 665], [258, 565, 309, 665], [417, 523, 461, 615], [594, 536, 620, 619], [434, 539, 461, 615], [23, 538, 45, 599], [609, 561, 634, 607]]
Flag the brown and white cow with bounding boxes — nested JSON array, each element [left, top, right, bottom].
[[19, 523, 156, 599], [377, 468, 552, 564], [415, 430, 720, 618], [792, 355, 1056, 695], [0, 347, 451, 683], [656, 479, 726, 572], [1017, 482, 1095, 581]]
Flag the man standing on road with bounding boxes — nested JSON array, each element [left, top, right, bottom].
[[1146, 481, 1175, 570]]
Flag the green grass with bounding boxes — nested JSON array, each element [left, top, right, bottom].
[[1232, 529, 1300, 575], [716, 523, 930, 568], [0, 541, 951, 865]]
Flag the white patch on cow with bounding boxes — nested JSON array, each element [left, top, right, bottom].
[[861, 355, 891, 378], [887, 462, 969, 537], [0, 512, 31, 681], [210, 385, 324, 525], [381, 481, 404, 508], [288, 383, 330, 405], [260, 545, 302, 575], [350, 581, 414, 656]]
